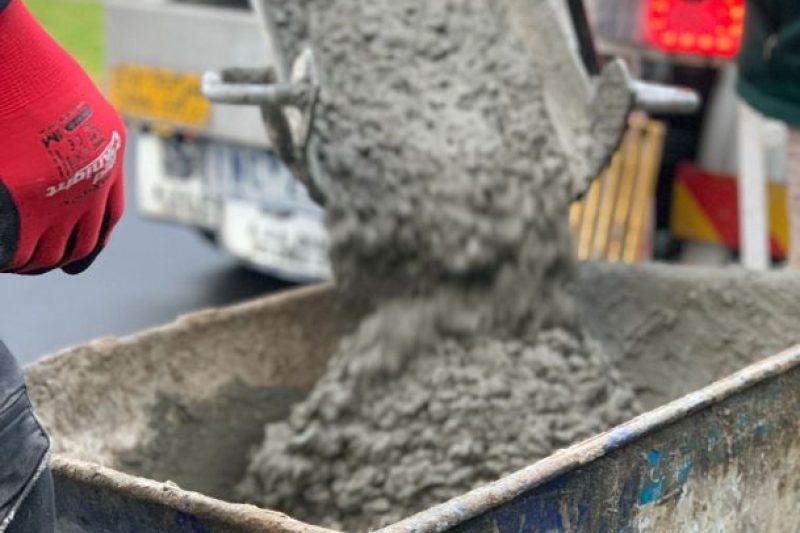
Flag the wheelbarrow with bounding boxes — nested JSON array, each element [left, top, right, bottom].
[[26, 262, 800, 532]]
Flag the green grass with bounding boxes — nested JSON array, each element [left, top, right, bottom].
[[26, 0, 104, 80]]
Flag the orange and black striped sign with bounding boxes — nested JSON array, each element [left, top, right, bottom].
[[671, 163, 788, 258]]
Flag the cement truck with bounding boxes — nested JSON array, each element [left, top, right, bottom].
[[106, 0, 329, 282], [108, 0, 727, 278]]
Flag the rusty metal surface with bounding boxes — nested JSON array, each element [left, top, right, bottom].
[[380, 345, 800, 533]]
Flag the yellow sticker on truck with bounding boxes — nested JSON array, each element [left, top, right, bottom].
[[109, 65, 211, 128]]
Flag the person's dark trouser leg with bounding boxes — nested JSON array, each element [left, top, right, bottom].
[[0, 340, 53, 532], [6, 469, 55, 533]]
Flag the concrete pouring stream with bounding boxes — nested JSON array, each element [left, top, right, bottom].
[[236, 1, 640, 530]]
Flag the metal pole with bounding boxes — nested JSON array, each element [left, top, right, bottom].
[[566, 0, 601, 76], [737, 101, 770, 270]]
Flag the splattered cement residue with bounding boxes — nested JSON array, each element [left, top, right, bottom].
[[238, 1, 639, 530]]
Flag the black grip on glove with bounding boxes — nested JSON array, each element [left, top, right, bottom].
[[0, 181, 19, 271]]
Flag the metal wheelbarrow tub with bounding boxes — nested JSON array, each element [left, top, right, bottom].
[[26, 263, 800, 532]]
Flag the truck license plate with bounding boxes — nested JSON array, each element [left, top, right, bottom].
[[110, 65, 211, 128], [221, 200, 330, 281], [136, 130, 330, 279], [136, 133, 222, 229]]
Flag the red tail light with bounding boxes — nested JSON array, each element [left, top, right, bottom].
[[644, 0, 745, 58]]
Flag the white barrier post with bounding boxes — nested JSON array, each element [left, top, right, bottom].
[[737, 101, 770, 270]]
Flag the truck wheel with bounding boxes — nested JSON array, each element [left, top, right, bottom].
[[196, 229, 218, 246]]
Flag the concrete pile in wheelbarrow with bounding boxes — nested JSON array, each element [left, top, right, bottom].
[[25, 262, 800, 532]]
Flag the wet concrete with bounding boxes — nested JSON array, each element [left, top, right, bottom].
[[237, 1, 638, 529]]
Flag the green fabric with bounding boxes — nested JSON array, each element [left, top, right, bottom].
[[737, 0, 800, 126]]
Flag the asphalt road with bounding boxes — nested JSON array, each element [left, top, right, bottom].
[[0, 156, 291, 366]]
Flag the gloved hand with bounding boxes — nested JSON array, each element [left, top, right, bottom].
[[0, 0, 125, 275]]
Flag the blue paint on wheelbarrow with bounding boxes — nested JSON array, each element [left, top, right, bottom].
[[382, 346, 800, 533], [638, 450, 665, 505]]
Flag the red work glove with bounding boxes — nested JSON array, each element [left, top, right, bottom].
[[0, 0, 125, 275]]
